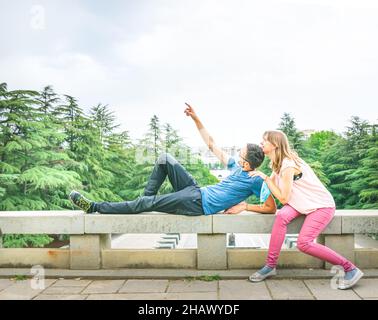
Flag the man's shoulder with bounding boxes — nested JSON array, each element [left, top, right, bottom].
[[248, 174, 264, 185]]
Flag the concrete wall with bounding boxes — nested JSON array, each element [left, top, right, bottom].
[[0, 210, 377, 270]]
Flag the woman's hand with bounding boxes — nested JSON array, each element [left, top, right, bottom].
[[249, 170, 268, 181], [224, 202, 247, 214], [184, 103, 199, 121]]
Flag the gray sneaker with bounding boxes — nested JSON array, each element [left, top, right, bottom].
[[338, 268, 364, 290], [69, 190, 95, 213], [249, 266, 277, 282]]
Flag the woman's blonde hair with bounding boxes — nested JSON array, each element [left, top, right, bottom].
[[263, 130, 301, 174]]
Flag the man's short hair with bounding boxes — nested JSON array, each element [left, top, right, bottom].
[[246, 143, 265, 169]]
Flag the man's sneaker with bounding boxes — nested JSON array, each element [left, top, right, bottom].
[[249, 266, 277, 282], [69, 190, 95, 213], [338, 268, 364, 290]]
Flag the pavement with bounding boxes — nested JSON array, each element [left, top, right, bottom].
[[1, 275, 378, 300]]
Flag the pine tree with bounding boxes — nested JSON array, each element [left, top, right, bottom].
[[149, 115, 162, 161], [350, 122, 378, 208], [90, 104, 120, 146], [36, 85, 60, 115], [278, 113, 306, 156], [54, 95, 86, 152], [0, 84, 81, 247], [323, 117, 371, 208], [0, 84, 82, 211], [163, 123, 182, 153]]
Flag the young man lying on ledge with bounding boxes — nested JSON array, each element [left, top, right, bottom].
[[69, 103, 276, 216]]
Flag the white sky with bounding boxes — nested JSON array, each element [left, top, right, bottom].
[[1, 0, 377, 148]]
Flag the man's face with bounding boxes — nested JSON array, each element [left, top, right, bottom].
[[238, 146, 252, 171]]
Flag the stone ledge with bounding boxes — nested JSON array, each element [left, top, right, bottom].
[[0, 211, 84, 234], [341, 210, 378, 233], [213, 212, 342, 234], [0, 210, 377, 235], [84, 212, 213, 234]]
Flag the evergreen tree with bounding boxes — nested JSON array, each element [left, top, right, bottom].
[[90, 104, 120, 146], [148, 115, 162, 161], [278, 113, 305, 156], [0, 84, 81, 210], [54, 95, 86, 152], [36, 85, 60, 115], [350, 122, 378, 208], [163, 123, 182, 154], [0, 84, 81, 247], [323, 117, 371, 208]]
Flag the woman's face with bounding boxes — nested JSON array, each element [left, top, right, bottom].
[[261, 136, 276, 155]]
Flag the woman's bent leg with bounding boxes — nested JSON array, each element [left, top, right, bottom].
[[266, 205, 302, 268], [297, 207, 355, 272]]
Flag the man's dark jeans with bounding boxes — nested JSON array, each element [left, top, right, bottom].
[[95, 153, 205, 216]]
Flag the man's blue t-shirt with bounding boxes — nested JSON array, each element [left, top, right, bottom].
[[200, 157, 267, 215]]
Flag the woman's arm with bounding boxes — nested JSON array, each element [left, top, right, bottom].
[[185, 103, 229, 166], [246, 195, 277, 214], [224, 195, 277, 214], [250, 168, 295, 205]]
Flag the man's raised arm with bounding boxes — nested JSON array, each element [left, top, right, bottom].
[[184, 103, 229, 166]]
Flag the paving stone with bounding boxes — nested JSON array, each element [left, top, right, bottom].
[[266, 280, 314, 300], [219, 280, 272, 300], [0, 279, 56, 300], [82, 280, 125, 294], [42, 286, 85, 295], [87, 293, 167, 300], [351, 279, 378, 299], [165, 292, 218, 300], [119, 280, 169, 293], [1, 277, 377, 300], [167, 280, 217, 293], [304, 279, 361, 300], [0, 279, 14, 291], [34, 294, 88, 300], [51, 279, 92, 287]]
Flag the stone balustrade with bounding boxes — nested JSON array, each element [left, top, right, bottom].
[[0, 210, 377, 270]]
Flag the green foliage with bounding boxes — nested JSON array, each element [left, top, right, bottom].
[[278, 113, 306, 156], [3, 234, 53, 248], [275, 114, 377, 209], [185, 275, 221, 282], [0, 83, 220, 247]]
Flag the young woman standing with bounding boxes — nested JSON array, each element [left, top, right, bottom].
[[248, 130, 363, 290]]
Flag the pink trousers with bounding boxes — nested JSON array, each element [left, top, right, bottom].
[[266, 205, 355, 272]]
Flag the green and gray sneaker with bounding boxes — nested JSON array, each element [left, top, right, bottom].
[[69, 190, 95, 213]]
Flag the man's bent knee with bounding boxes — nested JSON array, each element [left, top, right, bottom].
[[157, 153, 177, 165]]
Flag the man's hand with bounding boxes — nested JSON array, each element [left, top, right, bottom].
[[224, 202, 247, 214], [184, 103, 199, 122], [248, 170, 268, 181], [185, 102, 229, 166]]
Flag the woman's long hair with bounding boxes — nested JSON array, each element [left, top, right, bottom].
[[263, 130, 301, 174]]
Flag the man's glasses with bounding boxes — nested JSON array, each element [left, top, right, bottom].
[[239, 155, 249, 163], [236, 148, 251, 166]]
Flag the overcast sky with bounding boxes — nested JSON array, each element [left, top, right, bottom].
[[1, 0, 377, 148]]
